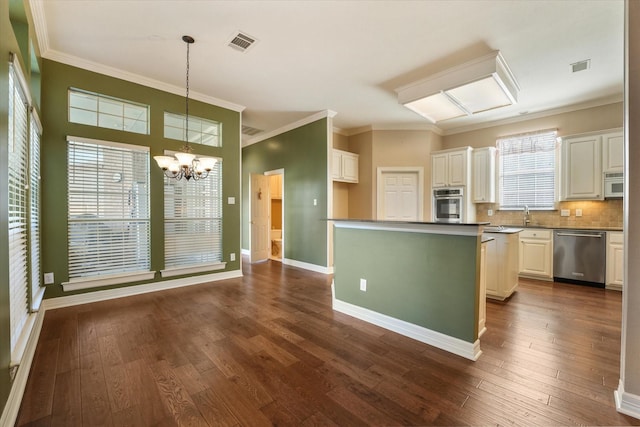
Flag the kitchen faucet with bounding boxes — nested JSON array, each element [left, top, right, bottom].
[[523, 205, 531, 227]]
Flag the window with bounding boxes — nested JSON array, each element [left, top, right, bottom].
[[67, 138, 152, 284], [497, 129, 558, 210], [68, 88, 150, 135], [30, 111, 44, 311], [164, 112, 222, 147], [8, 58, 30, 356], [8, 54, 40, 364], [162, 160, 223, 276]]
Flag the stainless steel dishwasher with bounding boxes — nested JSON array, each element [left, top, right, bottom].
[[553, 229, 606, 287]]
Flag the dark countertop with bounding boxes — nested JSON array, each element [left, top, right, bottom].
[[491, 224, 623, 232], [328, 219, 491, 226]]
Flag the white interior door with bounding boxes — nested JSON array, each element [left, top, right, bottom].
[[378, 171, 421, 221], [250, 173, 270, 263]]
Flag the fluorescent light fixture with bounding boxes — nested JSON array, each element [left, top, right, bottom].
[[396, 51, 519, 123]]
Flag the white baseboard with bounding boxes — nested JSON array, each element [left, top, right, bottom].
[[0, 269, 244, 426], [241, 248, 250, 256], [331, 283, 481, 361], [0, 309, 46, 427], [615, 380, 640, 419], [44, 269, 243, 310], [283, 258, 333, 274]]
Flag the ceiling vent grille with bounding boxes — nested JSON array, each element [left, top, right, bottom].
[[228, 31, 257, 52], [242, 125, 263, 136], [571, 59, 591, 73]]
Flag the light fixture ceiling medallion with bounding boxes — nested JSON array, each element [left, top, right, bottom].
[[154, 35, 217, 181], [396, 51, 520, 124]]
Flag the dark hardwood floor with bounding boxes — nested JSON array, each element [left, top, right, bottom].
[[16, 259, 637, 426]]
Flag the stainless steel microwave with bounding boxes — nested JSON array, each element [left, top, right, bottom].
[[604, 172, 623, 198]]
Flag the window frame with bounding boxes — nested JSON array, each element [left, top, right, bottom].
[[497, 129, 559, 211], [163, 111, 222, 147], [68, 88, 150, 135], [160, 153, 225, 278], [63, 136, 155, 291]]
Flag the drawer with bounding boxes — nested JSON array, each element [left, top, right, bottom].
[[520, 228, 552, 240], [609, 231, 624, 244]]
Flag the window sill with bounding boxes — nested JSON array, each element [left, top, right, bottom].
[[62, 270, 156, 292], [160, 262, 227, 278]]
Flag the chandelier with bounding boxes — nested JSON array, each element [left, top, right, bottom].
[[154, 35, 217, 181]]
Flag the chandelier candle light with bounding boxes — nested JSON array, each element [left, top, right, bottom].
[[154, 35, 217, 181]]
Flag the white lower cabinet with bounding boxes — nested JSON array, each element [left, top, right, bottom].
[[483, 231, 519, 300], [519, 228, 553, 280], [606, 231, 624, 290]]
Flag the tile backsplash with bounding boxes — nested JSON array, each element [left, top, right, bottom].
[[476, 199, 623, 229]]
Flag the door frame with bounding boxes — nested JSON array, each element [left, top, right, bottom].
[[264, 168, 284, 261], [376, 167, 424, 221]]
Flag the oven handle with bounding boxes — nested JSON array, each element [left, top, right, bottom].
[[556, 232, 603, 238]]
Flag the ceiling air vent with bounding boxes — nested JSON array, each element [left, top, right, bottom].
[[242, 125, 263, 136], [571, 59, 591, 73], [228, 31, 257, 53]]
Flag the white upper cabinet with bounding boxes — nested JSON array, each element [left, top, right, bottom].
[[602, 131, 624, 173], [332, 149, 359, 183], [431, 147, 472, 188], [561, 134, 603, 200], [472, 147, 496, 203]]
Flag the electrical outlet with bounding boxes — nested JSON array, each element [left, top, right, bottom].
[[313, 199, 317, 206], [228, 197, 235, 205], [575, 209, 583, 217], [44, 272, 54, 284], [487, 209, 494, 216], [230, 253, 236, 261], [561, 209, 570, 217], [360, 278, 367, 292]]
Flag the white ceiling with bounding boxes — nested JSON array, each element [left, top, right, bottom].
[[30, 0, 624, 141]]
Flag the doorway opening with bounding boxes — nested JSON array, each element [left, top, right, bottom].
[[266, 170, 284, 261]]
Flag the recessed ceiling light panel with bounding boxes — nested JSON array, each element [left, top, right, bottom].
[[395, 51, 520, 124]]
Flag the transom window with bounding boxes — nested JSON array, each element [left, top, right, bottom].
[[68, 88, 150, 135], [164, 111, 222, 147], [497, 129, 558, 210]]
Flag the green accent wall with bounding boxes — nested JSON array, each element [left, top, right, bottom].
[[1, 0, 40, 414], [40, 59, 241, 298], [333, 226, 480, 342], [242, 119, 328, 267]]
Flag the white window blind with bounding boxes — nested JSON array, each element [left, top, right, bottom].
[[8, 59, 30, 353], [498, 130, 558, 210], [164, 112, 222, 147], [67, 138, 151, 279], [30, 111, 44, 310], [164, 161, 223, 269]]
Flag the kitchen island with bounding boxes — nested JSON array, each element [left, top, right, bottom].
[[331, 219, 488, 361]]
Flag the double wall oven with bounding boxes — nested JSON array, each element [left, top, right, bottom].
[[433, 187, 465, 223]]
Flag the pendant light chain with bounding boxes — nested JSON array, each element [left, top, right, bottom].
[[153, 35, 217, 181], [184, 37, 191, 152]]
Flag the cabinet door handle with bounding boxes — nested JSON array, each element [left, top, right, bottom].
[[556, 232, 603, 238]]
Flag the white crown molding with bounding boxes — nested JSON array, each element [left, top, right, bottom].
[[441, 95, 623, 136], [41, 49, 246, 113], [29, 0, 50, 56], [333, 126, 349, 136], [245, 110, 337, 146], [29, 1, 244, 112], [341, 122, 444, 137]]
